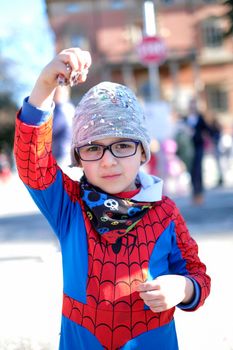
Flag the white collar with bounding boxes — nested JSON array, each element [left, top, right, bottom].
[[133, 171, 163, 202]]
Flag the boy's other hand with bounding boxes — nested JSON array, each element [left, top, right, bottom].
[[135, 274, 194, 313]]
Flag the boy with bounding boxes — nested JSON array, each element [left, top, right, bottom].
[[14, 48, 210, 350]]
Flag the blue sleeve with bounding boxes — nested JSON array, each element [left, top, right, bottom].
[[20, 96, 54, 125], [177, 277, 201, 310]]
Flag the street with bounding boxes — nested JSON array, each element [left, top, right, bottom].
[[0, 173, 233, 349]]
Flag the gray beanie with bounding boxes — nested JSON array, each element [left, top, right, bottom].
[[71, 81, 151, 166]]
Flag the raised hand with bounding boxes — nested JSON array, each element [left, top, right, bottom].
[[29, 48, 92, 109]]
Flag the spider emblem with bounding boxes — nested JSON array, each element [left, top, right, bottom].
[[111, 232, 137, 255]]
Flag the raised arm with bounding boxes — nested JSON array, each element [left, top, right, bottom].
[[14, 47, 91, 188], [14, 48, 92, 234]]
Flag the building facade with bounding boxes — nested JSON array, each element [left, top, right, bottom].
[[46, 0, 233, 128]]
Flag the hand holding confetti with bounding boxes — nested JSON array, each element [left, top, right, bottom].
[[29, 48, 92, 108]]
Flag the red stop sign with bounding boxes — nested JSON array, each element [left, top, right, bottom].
[[137, 36, 167, 65]]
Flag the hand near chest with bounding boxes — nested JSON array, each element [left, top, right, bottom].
[[135, 274, 194, 313]]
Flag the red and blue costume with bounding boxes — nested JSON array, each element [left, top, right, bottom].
[[14, 99, 211, 350]]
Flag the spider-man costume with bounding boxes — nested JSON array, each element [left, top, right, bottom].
[[14, 100, 211, 350]]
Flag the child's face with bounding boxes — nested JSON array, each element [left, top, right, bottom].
[[79, 137, 146, 194]]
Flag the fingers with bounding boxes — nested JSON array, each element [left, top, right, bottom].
[[77, 50, 92, 83], [135, 280, 160, 293], [82, 50, 92, 69], [58, 48, 90, 71], [138, 290, 161, 301], [135, 280, 165, 313], [56, 48, 92, 86], [56, 62, 73, 86], [138, 289, 166, 313], [150, 304, 165, 313], [140, 291, 166, 313]]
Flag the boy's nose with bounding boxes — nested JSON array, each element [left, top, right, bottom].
[[100, 148, 117, 166]]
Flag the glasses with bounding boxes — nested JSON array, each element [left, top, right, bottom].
[[75, 139, 140, 161]]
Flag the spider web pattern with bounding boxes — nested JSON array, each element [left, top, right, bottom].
[[62, 198, 193, 349], [14, 117, 57, 189]]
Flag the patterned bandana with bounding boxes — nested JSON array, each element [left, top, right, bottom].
[[80, 177, 153, 244]]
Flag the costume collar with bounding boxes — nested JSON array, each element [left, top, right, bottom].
[[132, 171, 163, 202]]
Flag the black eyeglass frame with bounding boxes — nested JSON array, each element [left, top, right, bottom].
[[74, 139, 141, 161]]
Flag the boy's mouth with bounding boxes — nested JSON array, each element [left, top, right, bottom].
[[101, 174, 121, 179]]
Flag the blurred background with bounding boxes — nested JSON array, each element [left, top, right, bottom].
[[0, 0, 233, 349]]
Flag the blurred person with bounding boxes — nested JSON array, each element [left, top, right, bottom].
[[52, 85, 75, 170], [159, 138, 189, 196], [219, 128, 233, 161], [0, 150, 11, 182], [14, 48, 211, 350], [209, 114, 224, 186], [184, 98, 212, 205], [218, 127, 233, 184], [174, 116, 194, 174], [146, 138, 159, 175]]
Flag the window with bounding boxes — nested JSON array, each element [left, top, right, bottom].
[[109, 0, 125, 9], [66, 2, 90, 13], [100, 0, 132, 10], [160, 0, 175, 5], [206, 85, 228, 112], [202, 18, 223, 48], [203, 0, 217, 3]]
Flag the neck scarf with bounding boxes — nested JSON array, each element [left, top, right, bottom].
[[80, 176, 153, 243]]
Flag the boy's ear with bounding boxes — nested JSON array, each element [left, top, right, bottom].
[[141, 148, 146, 163], [74, 150, 82, 167]]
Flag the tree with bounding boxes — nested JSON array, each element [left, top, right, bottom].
[[0, 93, 17, 162], [222, 0, 233, 37], [0, 54, 17, 158]]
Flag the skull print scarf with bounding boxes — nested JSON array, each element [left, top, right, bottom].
[[79, 176, 153, 243]]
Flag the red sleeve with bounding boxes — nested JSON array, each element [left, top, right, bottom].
[[169, 197, 211, 310], [14, 113, 57, 190]]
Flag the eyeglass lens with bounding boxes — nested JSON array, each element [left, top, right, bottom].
[[77, 140, 139, 161]]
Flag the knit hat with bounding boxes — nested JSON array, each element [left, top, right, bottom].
[[70, 81, 151, 166]]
